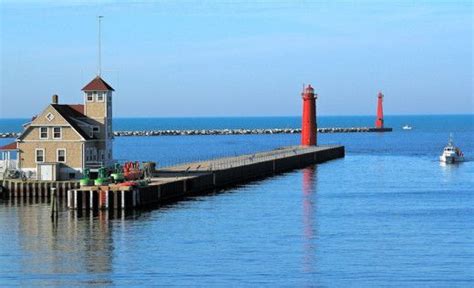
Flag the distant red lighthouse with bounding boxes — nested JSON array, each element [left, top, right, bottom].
[[375, 91, 384, 129], [301, 84, 317, 146]]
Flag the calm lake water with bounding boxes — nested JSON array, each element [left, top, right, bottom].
[[0, 115, 473, 286]]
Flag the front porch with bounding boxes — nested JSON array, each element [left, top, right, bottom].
[[0, 142, 19, 179]]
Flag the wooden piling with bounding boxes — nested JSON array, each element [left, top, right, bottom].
[[50, 187, 58, 221]]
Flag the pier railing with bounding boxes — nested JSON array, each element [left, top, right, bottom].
[[0, 160, 19, 179], [209, 146, 332, 170], [166, 146, 334, 171], [0, 159, 18, 170], [208, 148, 298, 170]]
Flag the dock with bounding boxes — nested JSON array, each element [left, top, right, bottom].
[[67, 145, 344, 210]]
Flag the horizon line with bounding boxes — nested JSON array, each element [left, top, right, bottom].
[[0, 113, 473, 120]]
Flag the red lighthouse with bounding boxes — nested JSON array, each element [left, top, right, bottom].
[[301, 84, 317, 146], [375, 91, 384, 129]]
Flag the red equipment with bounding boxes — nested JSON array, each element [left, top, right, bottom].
[[301, 84, 317, 146], [123, 161, 143, 181], [118, 181, 138, 187]]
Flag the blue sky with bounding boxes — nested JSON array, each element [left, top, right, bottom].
[[0, 0, 472, 118]]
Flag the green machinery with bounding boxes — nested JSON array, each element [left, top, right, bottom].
[[79, 168, 92, 186], [110, 163, 125, 183], [94, 167, 110, 186]]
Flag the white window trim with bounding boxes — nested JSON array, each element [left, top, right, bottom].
[[45, 112, 55, 122], [39, 127, 48, 139], [35, 148, 45, 163], [97, 92, 105, 102], [86, 92, 94, 102], [57, 148, 66, 163], [52, 127, 62, 139]]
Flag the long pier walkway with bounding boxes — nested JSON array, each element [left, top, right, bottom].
[[68, 145, 344, 210]]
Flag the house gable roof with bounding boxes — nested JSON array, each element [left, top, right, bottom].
[[51, 104, 92, 140], [17, 104, 93, 141], [68, 104, 85, 114], [82, 76, 115, 91]]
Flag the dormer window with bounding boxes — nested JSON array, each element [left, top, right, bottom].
[[86, 92, 94, 102], [90, 126, 100, 137], [97, 92, 105, 102]]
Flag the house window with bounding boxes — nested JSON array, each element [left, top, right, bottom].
[[45, 112, 55, 122], [57, 149, 66, 162], [36, 149, 44, 163], [90, 126, 99, 138], [39, 127, 48, 139], [86, 149, 90, 161], [53, 127, 62, 139], [86, 92, 94, 102], [97, 92, 105, 102]]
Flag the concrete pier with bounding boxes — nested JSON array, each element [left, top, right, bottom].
[[68, 145, 344, 210]]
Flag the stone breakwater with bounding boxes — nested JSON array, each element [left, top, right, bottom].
[[0, 127, 391, 139], [0, 132, 19, 138], [112, 127, 392, 136]]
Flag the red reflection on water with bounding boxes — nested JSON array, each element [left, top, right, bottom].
[[302, 166, 316, 273]]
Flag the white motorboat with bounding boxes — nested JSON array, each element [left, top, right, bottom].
[[402, 125, 412, 130], [439, 135, 464, 164]]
